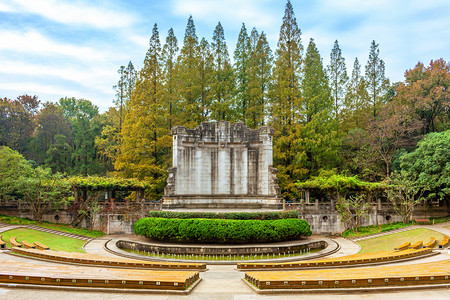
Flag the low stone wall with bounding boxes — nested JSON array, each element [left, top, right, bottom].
[[117, 240, 326, 256]]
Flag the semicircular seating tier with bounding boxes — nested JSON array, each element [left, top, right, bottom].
[[237, 248, 435, 270], [0, 259, 200, 292], [11, 247, 206, 271], [244, 260, 450, 291]]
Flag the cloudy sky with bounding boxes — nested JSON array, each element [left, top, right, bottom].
[[1, 0, 449, 112]]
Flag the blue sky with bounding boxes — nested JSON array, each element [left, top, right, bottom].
[[1, 0, 449, 112]]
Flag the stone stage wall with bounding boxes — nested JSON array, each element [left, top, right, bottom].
[[163, 122, 282, 208]]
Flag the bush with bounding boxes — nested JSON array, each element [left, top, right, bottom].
[[147, 210, 299, 220], [134, 217, 311, 244]]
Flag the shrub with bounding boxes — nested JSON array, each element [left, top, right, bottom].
[[134, 217, 311, 244], [147, 210, 299, 220]]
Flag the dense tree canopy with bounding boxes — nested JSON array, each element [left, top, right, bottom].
[[1, 0, 448, 205]]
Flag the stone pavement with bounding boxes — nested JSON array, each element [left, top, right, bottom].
[[0, 224, 449, 298]]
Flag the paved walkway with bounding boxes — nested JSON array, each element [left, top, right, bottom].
[[0, 223, 449, 299]]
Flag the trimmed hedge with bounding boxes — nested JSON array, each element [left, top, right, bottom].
[[134, 217, 312, 244], [147, 210, 299, 220]]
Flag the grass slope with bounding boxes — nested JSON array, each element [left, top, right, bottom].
[[1, 228, 86, 253], [358, 228, 446, 254], [0, 215, 104, 238]]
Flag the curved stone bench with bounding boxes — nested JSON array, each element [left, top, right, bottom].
[[409, 241, 423, 249], [0, 260, 200, 293], [10, 236, 21, 248], [244, 260, 450, 292], [237, 248, 434, 270], [11, 248, 206, 271], [423, 237, 437, 248], [438, 236, 449, 249]]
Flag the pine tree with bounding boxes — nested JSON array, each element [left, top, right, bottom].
[[342, 57, 369, 129], [177, 16, 202, 127], [197, 37, 214, 120], [234, 23, 251, 122], [301, 38, 339, 174], [270, 0, 304, 201], [247, 31, 272, 128], [162, 28, 179, 130], [365, 40, 389, 117], [327, 40, 348, 118], [116, 23, 170, 198], [249, 27, 259, 52], [270, 0, 303, 127], [210, 22, 235, 121], [302, 38, 332, 122]]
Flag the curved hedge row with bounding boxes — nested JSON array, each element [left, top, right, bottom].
[[134, 217, 312, 244], [147, 210, 299, 220]]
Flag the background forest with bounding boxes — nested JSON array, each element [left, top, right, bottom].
[[1, 1, 449, 203]]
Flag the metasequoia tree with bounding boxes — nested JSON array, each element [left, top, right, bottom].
[[327, 40, 348, 118], [210, 22, 235, 121], [365, 40, 389, 117]]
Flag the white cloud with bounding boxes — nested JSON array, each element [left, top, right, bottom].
[[2, 0, 136, 29], [0, 29, 112, 62], [172, 0, 278, 29]]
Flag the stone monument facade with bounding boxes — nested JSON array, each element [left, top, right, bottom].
[[163, 121, 282, 208]]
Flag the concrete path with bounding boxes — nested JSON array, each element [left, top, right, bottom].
[[0, 223, 449, 299]]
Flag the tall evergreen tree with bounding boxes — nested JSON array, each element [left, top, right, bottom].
[[249, 27, 259, 52], [270, 0, 304, 201], [270, 0, 303, 127], [365, 40, 389, 117], [124, 61, 137, 112], [302, 38, 332, 122], [176, 16, 202, 126], [234, 23, 251, 122], [117, 23, 170, 198], [162, 28, 179, 130], [301, 38, 339, 173], [247, 31, 272, 128], [210, 22, 235, 121], [197, 37, 214, 120], [342, 58, 369, 129], [327, 40, 348, 118]]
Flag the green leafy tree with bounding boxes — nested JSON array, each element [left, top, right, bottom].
[[386, 171, 426, 223], [0, 146, 33, 199], [336, 194, 370, 232], [116, 23, 170, 199], [162, 28, 179, 130], [210, 22, 235, 121], [20, 167, 70, 222], [0, 97, 35, 154], [365, 40, 389, 117], [58, 97, 104, 175], [28, 103, 73, 165], [45, 134, 73, 173], [197, 37, 214, 120], [399, 130, 450, 209], [342, 57, 370, 130], [327, 40, 348, 118], [396, 59, 450, 134], [234, 23, 251, 123], [270, 0, 303, 127], [176, 16, 202, 127], [270, 0, 304, 200], [247, 31, 273, 128], [301, 38, 339, 174]]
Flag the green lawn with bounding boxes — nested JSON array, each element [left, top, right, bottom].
[[0, 215, 104, 238], [1, 228, 86, 253], [357, 228, 447, 254]]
